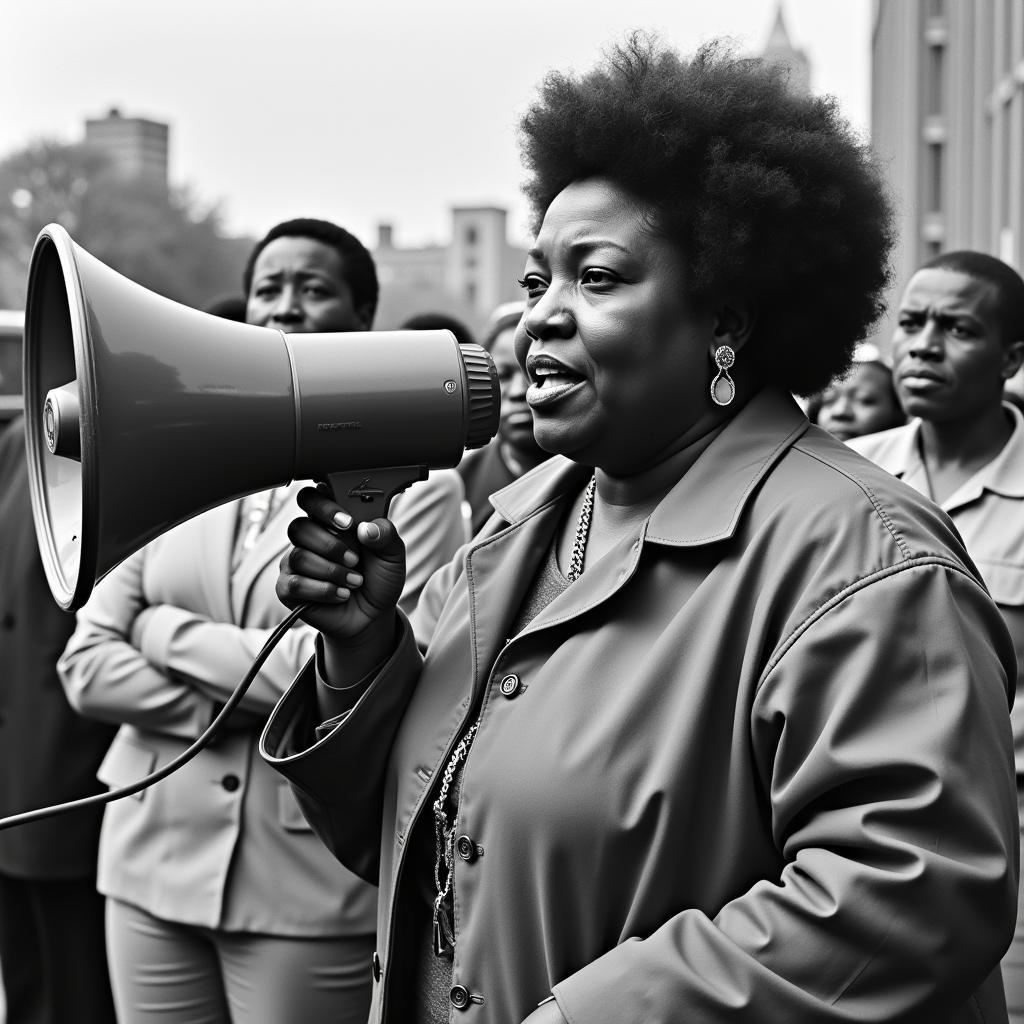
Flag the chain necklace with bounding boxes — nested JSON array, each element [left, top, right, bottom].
[[566, 474, 597, 583], [432, 722, 478, 958], [430, 474, 596, 959]]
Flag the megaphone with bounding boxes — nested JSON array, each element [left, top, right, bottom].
[[24, 223, 499, 611]]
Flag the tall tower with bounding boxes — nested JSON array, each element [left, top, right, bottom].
[[761, 3, 812, 96], [84, 108, 169, 190]]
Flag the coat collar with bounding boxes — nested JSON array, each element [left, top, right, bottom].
[[488, 388, 809, 548], [851, 403, 1024, 509]]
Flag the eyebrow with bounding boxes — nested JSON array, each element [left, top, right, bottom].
[[527, 238, 632, 261], [899, 305, 983, 324], [253, 269, 332, 283]]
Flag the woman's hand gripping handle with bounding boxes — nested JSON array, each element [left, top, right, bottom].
[[276, 483, 406, 685]]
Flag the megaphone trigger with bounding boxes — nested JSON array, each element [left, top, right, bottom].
[[323, 466, 428, 526]]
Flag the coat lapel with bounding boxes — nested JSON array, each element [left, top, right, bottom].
[[193, 501, 237, 625], [230, 484, 302, 623]]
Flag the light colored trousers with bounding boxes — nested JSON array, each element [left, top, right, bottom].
[[106, 898, 373, 1024]]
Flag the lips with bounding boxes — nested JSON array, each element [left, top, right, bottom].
[[899, 366, 946, 390], [525, 353, 586, 408]]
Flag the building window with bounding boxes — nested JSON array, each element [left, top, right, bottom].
[[927, 0, 944, 17], [926, 44, 945, 116], [465, 226, 478, 246], [466, 282, 476, 305], [925, 239, 942, 259], [926, 142, 944, 213]]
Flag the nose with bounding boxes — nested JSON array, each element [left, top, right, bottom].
[[521, 285, 574, 342], [907, 319, 944, 362], [506, 368, 529, 400], [270, 286, 303, 327]]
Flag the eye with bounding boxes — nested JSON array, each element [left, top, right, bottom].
[[949, 323, 974, 339], [897, 315, 920, 331], [253, 285, 278, 300], [580, 267, 617, 287], [303, 284, 330, 298], [517, 274, 548, 299]]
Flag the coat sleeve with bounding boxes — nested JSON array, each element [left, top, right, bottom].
[[57, 550, 218, 740], [260, 613, 423, 883], [552, 562, 1019, 1023], [129, 604, 316, 715], [260, 540, 472, 881]]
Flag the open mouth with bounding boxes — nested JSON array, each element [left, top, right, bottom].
[[526, 356, 586, 408]]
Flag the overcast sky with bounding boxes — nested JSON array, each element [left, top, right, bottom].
[[4, 0, 872, 248]]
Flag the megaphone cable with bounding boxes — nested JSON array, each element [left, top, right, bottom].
[[0, 604, 309, 832]]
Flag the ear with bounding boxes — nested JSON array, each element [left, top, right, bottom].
[[707, 300, 755, 360], [1002, 339, 1024, 381]]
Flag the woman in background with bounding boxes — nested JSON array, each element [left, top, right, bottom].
[[810, 358, 906, 441]]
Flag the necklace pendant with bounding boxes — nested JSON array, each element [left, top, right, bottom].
[[432, 911, 454, 959]]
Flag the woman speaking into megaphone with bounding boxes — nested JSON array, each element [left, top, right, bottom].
[[57, 218, 467, 1024], [260, 36, 1019, 1024]]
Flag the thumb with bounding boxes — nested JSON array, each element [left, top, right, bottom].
[[356, 517, 400, 551]]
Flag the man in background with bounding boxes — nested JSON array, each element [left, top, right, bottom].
[[849, 250, 1024, 1022]]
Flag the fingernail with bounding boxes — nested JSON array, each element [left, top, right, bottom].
[[333, 511, 352, 529], [363, 522, 381, 542], [346, 572, 363, 587], [342, 550, 359, 568], [335, 587, 350, 600]]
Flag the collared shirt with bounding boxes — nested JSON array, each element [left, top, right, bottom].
[[850, 404, 1024, 772]]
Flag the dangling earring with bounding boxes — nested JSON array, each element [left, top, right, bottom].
[[710, 345, 736, 407]]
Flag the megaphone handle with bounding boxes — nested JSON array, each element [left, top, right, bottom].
[[323, 466, 429, 524]]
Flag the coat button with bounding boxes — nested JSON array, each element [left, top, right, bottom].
[[221, 774, 240, 792], [455, 834, 479, 862], [499, 673, 520, 698], [372, 951, 382, 982], [449, 985, 471, 1010]]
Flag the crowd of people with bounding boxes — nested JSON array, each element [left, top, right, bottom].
[[3, 30, 1024, 1024]]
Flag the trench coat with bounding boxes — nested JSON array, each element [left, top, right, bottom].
[[262, 389, 1019, 1022], [59, 470, 465, 934]]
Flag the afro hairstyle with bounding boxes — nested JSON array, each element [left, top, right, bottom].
[[242, 217, 379, 326], [517, 34, 894, 396]]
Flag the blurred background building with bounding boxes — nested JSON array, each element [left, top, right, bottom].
[[372, 206, 528, 335], [84, 108, 169, 190], [760, 3, 812, 95], [871, 0, 1024, 349]]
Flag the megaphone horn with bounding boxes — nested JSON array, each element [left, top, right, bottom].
[[24, 223, 499, 611]]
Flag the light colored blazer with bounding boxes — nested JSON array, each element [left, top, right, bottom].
[[264, 392, 1018, 1022], [59, 470, 465, 935]]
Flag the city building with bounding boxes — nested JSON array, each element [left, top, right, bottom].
[[84, 108, 169, 189], [870, 0, 1024, 349], [372, 207, 528, 334]]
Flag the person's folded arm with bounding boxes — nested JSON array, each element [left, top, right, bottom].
[[550, 563, 1019, 1024], [130, 603, 316, 717], [57, 551, 217, 740]]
